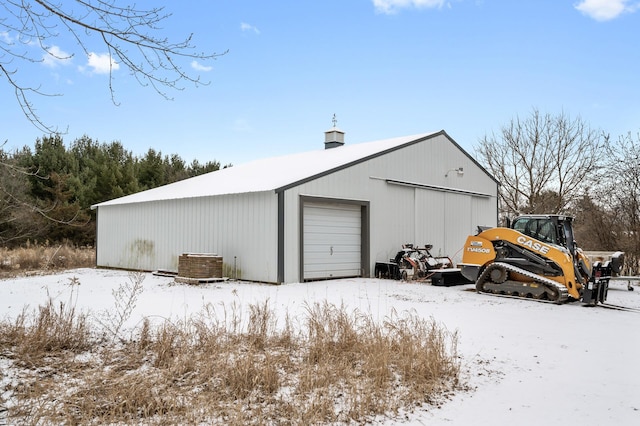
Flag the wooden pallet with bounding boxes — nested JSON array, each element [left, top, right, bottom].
[[174, 276, 228, 285]]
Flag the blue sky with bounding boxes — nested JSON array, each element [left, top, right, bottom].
[[1, 0, 639, 165]]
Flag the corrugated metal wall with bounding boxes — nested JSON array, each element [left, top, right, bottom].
[[96, 191, 278, 282], [282, 133, 497, 282]]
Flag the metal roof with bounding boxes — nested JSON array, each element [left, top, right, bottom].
[[92, 130, 459, 208]]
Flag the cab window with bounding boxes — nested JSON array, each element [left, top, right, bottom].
[[513, 218, 557, 245]]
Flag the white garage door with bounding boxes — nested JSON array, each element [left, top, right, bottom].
[[303, 203, 362, 280]]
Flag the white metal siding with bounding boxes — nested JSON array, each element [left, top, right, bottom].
[[443, 193, 473, 262], [282, 133, 498, 282], [96, 191, 278, 282], [414, 189, 446, 254], [303, 203, 362, 280]]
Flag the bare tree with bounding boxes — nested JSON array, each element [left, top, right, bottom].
[[475, 109, 608, 217], [572, 194, 619, 251], [0, 141, 87, 245], [1, 147, 32, 244], [0, 0, 225, 132], [0, 143, 47, 244], [602, 131, 640, 273]]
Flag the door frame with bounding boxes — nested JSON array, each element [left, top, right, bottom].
[[299, 195, 370, 282]]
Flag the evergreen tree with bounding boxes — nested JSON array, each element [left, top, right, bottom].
[[137, 148, 167, 190], [3, 134, 226, 246]]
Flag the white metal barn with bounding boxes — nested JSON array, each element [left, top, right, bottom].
[[93, 130, 498, 283]]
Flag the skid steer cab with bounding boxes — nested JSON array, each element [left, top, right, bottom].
[[459, 214, 625, 305]]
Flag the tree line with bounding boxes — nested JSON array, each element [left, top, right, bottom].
[[0, 135, 226, 247], [2, 109, 640, 274]]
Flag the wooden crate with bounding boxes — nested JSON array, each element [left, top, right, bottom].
[[178, 253, 223, 279]]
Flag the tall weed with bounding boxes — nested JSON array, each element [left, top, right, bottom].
[[1, 298, 463, 425], [0, 244, 94, 275]]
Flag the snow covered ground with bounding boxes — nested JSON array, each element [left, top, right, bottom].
[[2, 268, 639, 425]]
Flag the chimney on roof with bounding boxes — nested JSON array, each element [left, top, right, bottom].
[[324, 114, 345, 149]]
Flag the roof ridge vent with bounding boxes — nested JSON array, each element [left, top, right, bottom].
[[324, 114, 345, 149]]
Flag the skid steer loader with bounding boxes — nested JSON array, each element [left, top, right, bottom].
[[459, 214, 624, 305]]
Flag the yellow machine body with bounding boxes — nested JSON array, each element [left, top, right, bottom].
[[461, 227, 588, 300], [459, 215, 599, 302]]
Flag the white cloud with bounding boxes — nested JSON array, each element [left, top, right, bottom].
[[42, 45, 72, 68], [574, 0, 639, 21], [373, 0, 447, 14], [191, 61, 213, 72], [0, 31, 13, 43], [82, 52, 119, 74], [240, 22, 260, 34]]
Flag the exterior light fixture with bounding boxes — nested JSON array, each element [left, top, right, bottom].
[[445, 167, 464, 177]]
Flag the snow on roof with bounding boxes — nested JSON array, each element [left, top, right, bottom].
[[93, 131, 439, 208]]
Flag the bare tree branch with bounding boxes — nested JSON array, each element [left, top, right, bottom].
[[475, 108, 607, 217], [0, 139, 87, 245], [0, 0, 226, 132], [602, 131, 640, 273]]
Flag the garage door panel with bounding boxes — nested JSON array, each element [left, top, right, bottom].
[[304, 262, 361, 277], [304, 242, 361, 251], [305, 223, 361, 232], [305, 217, 360, 228], [303, 203, 362, 280], [303, 233, 360, 245], [304, 258, 361, 267], [304, 245, 361, 258]]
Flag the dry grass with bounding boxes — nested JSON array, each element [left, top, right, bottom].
[[0, 295, 464, 425], [0, 244, 95, 276]]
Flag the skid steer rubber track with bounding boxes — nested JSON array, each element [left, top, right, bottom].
[[476, 262, 570, 304]]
